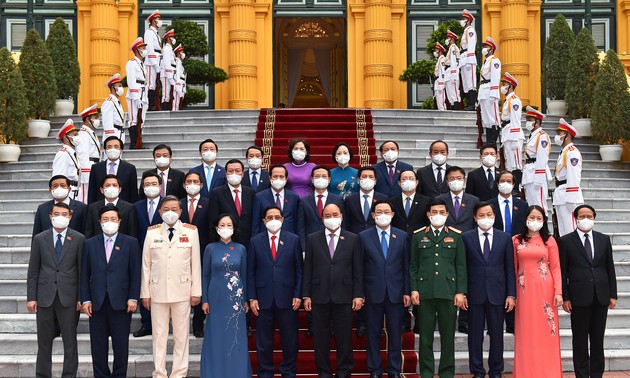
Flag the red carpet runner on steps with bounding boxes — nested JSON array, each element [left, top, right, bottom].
[[252, 109, 418, 377], [255, 108, 378, 168]]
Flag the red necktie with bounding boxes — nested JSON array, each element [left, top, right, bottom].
[[188, 197, 195, 220], [234, 189, 241, 217], [271, 235, 277, 260], [317, 194, 323, 218]]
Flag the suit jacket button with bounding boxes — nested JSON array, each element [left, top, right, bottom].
[[435, 244, 439, 247], [435, 262, 438, 266], [54, 281, 57, 284], [435, 253, 438, 256], [435, 272, 439, 275]]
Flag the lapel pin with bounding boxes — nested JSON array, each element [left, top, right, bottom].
[[461, 203, 466, 207], [115, 246, 121, 250], [280, 240, 284, 245], [229, 246, 234, 250], [514, 206, 519, 211], [340, 235, 345, 240], [392, 234, 397, 239], [66, 236, 73, 241], [197, 205, 202, 208], [285, 199, 288, 203], [396, 170, 400, 174], [167, 178, 172, 182]]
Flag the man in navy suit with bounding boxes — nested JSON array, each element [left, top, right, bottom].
[[132, 172, 163, 337], [88, 136, 138, 204], [344, 166, 388, 235], [33, 175, 87, 238], [297, 165, 345, 250], [373, 140, 414, 197], [139, 144, 186, 200], [247, 206, 303, 378], [437, 166, 480, 233], [179, 171, 211, 337], [242, 145, 271, 192], [416, 140, 452, 198], [84, 174, 137, 239], [465, 144, 502, 201], [188, 139, 226, 199], [360, 201, 410, 378], [252, 164, 300, 236], [80, 205, 141, 378], [461, 202, 515, 378]]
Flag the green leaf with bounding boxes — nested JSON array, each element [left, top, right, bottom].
[[183, 88, 207, 107], [542, 14, 575, 100], [0, 47, 29, 144], [18, 29, 57, 120], [46, 18, 81, 100], [566, 28, 598, 119]]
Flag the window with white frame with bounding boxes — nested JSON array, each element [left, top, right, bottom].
[[7, 20, 27, 51], [411, 20, 438, 107], [587, 19, 610, 51], [44, 18, 73, 39]]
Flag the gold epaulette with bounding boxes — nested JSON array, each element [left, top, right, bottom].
[[413, 226, 427, 234], [182, 223, 197, 230], [447, 227, 462, 234], [148, 224, 161, 230]]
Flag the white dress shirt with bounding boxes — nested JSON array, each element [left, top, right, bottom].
[[577, 229, 595, 259], [271, 189, 285, 209], [325, 226, 341, 251], [498, 194, 513, 232], [157, 168, 170, 193], [432, 162, 446, 182], [478, 226, 494, 252]]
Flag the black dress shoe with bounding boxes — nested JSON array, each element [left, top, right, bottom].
[[388, 374, 402, 378], [505, 326, 514, 334], [305, 329, 313, 337], [369, 373, 381, 378], [458, 325, 468, 334], [356, 326, 366, 337], [133, 328, 152, 337], [193, 330, 204, 338], [402, 324, 412, 333], [247, 326, 252, 337], [380, 329, 385, 337]]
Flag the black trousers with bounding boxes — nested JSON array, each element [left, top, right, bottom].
[[255, 301, 299, 378], [365, 297, 404, 375], [36, 294, 79, 378], [89, 295, 132, 378], [571, 301, 609, 378], [312, 302, 354, 378], [467, 301, 505, 377]]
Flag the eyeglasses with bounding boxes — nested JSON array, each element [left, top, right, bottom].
[[265, 216, 283, 221]]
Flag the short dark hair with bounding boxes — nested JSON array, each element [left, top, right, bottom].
[[332, 142, 354, 164], [311, 165, 331, 177], [445, 166, 466, 178], [49, 175, 70, 188], [269, 164, 288, 178], [574, 204, 597, 219], [479, 143, 497, 155], [143, 172, 162, 186], [245, 145, 263, 158], [357, 165, 377, 177], [473, 201, 494, 217], [426, 198, 448, 213], [287, 137, 311, 162], [263, 205, 283, 218], [371, 200, 392, 213], [199, 138, 218, 153], [429, 140, 449, 153], [104, 136, 124, 151], [153, 144, 172, 156], [398, 169, 417, 181], [378, 140, 399, 153], [184, 171, 202, 182], [100, 174, 121, 188], [50, 202, 71, 214], [225, 159, 245, 171], [98, 205, 120, 219], [497, 170, 514, 182], [160, 195, 180, 208], [213, 213, 238, 228]]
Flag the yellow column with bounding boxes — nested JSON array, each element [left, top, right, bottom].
[[227, 0, 258, 109], [88, 0, 121, 106], [364, 0, 394, 108], [499, 0, 530, 105]]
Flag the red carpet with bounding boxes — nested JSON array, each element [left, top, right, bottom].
[[255, 108, 378, 168]]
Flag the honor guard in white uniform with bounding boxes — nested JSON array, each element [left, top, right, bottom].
[[478, 36, 501, 146], [160, 29, 176, 111], [433, 42, 447, 111], [522, 106, 552, 211], [172, 44, 187, 112], [126, 37, 148, 150], [144, 9, 162, 111], [499, 72, 524, 174], [460, 9, 478, 110], [76, 104, 102, 203], [52, 120, 82, 201], [102, 73, 126, 144], [444, 30, 461, 109], [553, 119, 583, 236]]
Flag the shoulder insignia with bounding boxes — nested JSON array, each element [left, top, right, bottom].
[[148, 224, 161, 230], [494, 62, 500, 69], [183, 223, 197, 230], [448, 227, 462, 234], [469, 31, 474, 37], [541, 140, 548, 148], [413, 226, 427, 234], [568, 146, 576, 151], [540, 130, 546, 134], [570, 158, 579, 166], [60, 147, 67, 152], [513, 104, 520, 111]]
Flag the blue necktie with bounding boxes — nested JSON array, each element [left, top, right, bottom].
[[483, 232, 490, 261], [381, 230, 388, 259], [405, 197, 411, 217], [363, 194, 370, 221], [206, 165, 213, 188], [504, 199, 512, 234], [487, 168, 494, 187], [251, 171, 258, 190], [55, 234, 63, 262]]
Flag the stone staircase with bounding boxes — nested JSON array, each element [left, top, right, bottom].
[[0, 108, 628, 376]]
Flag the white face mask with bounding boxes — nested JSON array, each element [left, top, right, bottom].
[[382, 150, 398, 163], [181, 52, 186, 59], [247, 157, 262, 170], [526, 220, 544, 232], [217, 227, 234, 240], [171, 38, 176, 45], [106, 148, 121, 160], [91, 119, 101, 128], [482, 155, 497, 167], [143, 186, 160, 198], [445, 38, 451, 45], [498, 182, 514, 195], [500, 86, 509, 95], [433, 51, 439, 58], [115, 87, 125, 97], [313, 177, 329, 190], [460, 19, 467, 27], [359, 178, 376, 191], [430, 214, 447, 228], [101, 221, 120, 235], [140, 49, 148, 58], [156, 20, 163, 28], [69, 136, 81, 147], [201, 150, 216, 163], [323, 217, 342, 231], [103, 186, 120, 199], [292, 150, 306, 162], [271, 179, 286, 191], [448, 180, 465, 192], [477, 217, 495, 230], [577, 218, 595, 232], [51, 187, 70, 200], [265, 219, 282, 233], [185, 184, 201, 196], [155, 157, 170, 168], [375, 214, 392, 228], [525, 121, 535, 131], [431, 153, 447, 166], [336, 153, 350, 165], [161, 210, 179, 225], [51, 215, 70, 229], [400, 180, 417, 192], [227, 174, 242, 186], [482, 47, 490, 56], [554, 134, 565, 146]]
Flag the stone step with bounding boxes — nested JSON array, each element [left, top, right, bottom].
[[0, 248, 30, 264], [0, 235, 31, 248]]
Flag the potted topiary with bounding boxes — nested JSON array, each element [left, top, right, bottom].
[[542, 14, 575, 116], [0, 47, 29, 162], [566, 28, 599, 137], [46, 18, 81, 116], [19, 29, 57, 138], [591, 49, 630, 161]]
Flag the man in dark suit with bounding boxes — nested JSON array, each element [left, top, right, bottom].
[[303, 203, 364, 378], [251, 164, 300, 236], [188, 138, 226, 199], [242, 145, 271, 192], [359, 201, 410, 378], [373, 140, 414, 197], [84, 174, 138, 238], [560, 205, 618, 378], [139, 144, 186, 200], [27, 202, 84, 378], [132, 172, 163, 337], [80, 205, 141, 378], [247, 206, 303, 378], [207, 159, 256, 248], [88, 136, 138, 204], [461, 202, 515, 378], [33, 175, 87, 238], [296, 165, 345, 250], [344, 166, 388, 235], [179, 171, 211, 337], [465, 144, 501, 201], [416, 140, 451, 198], [389, 169, 430, 236]]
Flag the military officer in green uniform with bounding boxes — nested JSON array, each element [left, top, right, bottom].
[[410, 197, 467, 378]]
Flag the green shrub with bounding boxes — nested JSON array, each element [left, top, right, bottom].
[[421, 97, 436, 109], [18, 29, 57, 119], [183, 88, 207, 107], [46, 18, 80, 100], [0, 47, 28, 144], [542, 14, 575, 100], [566, 28, 598, 119]]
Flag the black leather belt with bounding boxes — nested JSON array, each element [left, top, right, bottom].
[[136, 79, 145, 84], [525, 157, 536, 164], [555, 179, 567, 186], [155, 49, 162, 53], [89, 158, 99, 163], [171, 63, 176, 67], [114, 125, 123, 130], [480, 79, 490, 84], [68, 180, 79, 187]]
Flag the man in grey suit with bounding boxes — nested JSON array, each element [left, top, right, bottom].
[[27, 202, 84, 378]]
